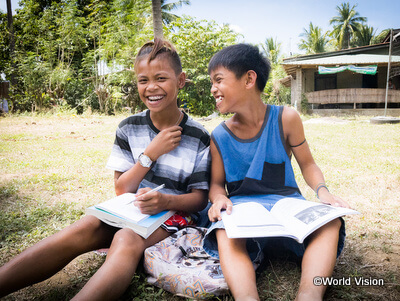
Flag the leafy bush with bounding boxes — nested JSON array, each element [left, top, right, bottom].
[[64, 78, 93, 114], [167, 16, 239, 116]]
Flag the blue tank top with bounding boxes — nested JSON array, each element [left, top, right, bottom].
[[211, 105, 302, 203]]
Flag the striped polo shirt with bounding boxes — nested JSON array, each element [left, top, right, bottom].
[[106, 110, 210, 195]]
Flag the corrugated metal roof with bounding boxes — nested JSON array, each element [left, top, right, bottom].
[[282, 54, 400, 66]]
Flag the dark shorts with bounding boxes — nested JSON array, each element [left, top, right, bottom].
[[202, 201, 346, 265]]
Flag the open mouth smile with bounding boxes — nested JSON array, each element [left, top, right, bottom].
[[147, 95, 164, 103], [215, 96, 223, 107]]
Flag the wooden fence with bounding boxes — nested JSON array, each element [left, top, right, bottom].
[[305, 88, 400, 104]]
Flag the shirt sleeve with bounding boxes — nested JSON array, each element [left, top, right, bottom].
[[187, 134, 211, 192], [106, 124, 135, 172]]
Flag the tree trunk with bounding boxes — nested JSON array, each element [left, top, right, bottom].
[[6, 0, 15, 56], [152, 0, 163, 39], [6, 0, 16, 112]]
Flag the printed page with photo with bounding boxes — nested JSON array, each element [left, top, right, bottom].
[[222, 198, 359, 242]]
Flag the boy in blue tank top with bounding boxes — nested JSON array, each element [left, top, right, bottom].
[[204, 44, 350, 301]]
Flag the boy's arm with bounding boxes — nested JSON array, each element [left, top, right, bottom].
[[114, 124, 209, 215], [114, 125, 183, 195], [282, 107, 350, 208], [134, 187, 208, 215], [113, 167, 151, 196], [115, 169, 208, 215], [208, 139, 232, 221]]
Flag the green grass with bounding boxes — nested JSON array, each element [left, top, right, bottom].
[[1, 113, 400, 300]]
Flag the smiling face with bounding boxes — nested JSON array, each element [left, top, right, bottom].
[[210, 66, 246, 114], [136, 56, 185, 113]]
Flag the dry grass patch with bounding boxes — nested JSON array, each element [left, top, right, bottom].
[[1, 113, 399, 300]]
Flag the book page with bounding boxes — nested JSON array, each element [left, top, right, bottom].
[[95, 193, 150, 223], [222, 202, 290, 239], [271, 198, 359, 241]]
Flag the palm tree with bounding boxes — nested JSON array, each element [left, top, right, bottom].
[[261, 37, 282, 65], [152, 0, 191, 39], [6, 0, 16, 95], [299, 22, 330, 54], [6, 0, 14, 52], [330, 2, 367, 49], [152, 0, 163, 38], [353, 24, 376, 47], [372, 29, 390, 44], [161, 0, 190, 25]]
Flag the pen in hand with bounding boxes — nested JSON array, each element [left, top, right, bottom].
[[126, 184, 165, 205]]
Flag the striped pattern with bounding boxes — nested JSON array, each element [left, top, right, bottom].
[[106, 110, 210, 195]]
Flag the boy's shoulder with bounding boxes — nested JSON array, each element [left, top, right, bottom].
[[210, 120, 228, 141], [118, 111, 148, 130], [118, 111, 147, 128], [185, 114, 208, 131], [184, 114, 210, 145], [281, 105, 301, 124]]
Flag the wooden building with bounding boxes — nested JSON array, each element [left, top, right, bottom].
[[282, 31, 400, 115]]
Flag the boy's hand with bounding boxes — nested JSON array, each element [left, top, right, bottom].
[[144, 125, 182, 161], [208, 195, 233, 222], [318, 189, 351, 208], [134, 187, 168, 215]]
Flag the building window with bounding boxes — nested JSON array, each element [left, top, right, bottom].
[[362, 74, 378, 88], [315, 73, 336, 91]]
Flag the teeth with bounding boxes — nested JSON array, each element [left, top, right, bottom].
[[148, 96, 163, 101], [216, 96, 223, 102]]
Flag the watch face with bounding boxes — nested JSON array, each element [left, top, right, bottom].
[[139, 153, 152, 167]]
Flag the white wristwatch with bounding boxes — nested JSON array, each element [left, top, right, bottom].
[[138, 152, 153, 168]]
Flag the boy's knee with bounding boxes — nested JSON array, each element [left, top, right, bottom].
[[312, 218, 342, 240], [112, 228, 145, 253], [65, 216, 110, 246], [72, 215, 103, 235], [326, 218, 342, 232]]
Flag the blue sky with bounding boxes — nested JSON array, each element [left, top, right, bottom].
[[2, 0, 399, 56], [173, 0, 399, 55]]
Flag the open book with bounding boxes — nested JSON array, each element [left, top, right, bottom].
[[222, 197, 359, 243], [86, 193, 175, 239]]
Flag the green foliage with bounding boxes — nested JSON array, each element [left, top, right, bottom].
[[261, 37, 281, 65], [1, 0, 391, 115], [299, 22, 331, 54], [64, 78, 93, 114], [329, 2, 367, 50], [161, 0, 190, 25], [2, 0, 154, 114], [15, 52, 52, 111], [72, 0, 151, 114], [352, 24, 377, 47], [372, 29, 390, 44], [0, 12, 10, 75], [167, 16, 239, 116], [263, 64, 291, 106], [300, 93, 309, 114], [259, 39, 291, 106]]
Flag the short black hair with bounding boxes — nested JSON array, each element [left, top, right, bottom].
[[208, 44, 271, 92]]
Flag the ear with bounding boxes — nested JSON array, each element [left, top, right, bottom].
[[178, 72, 186, 89], [244, 70, 257, 89]]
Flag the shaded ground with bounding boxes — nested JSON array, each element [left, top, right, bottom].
[[1, 113, 399, 300]]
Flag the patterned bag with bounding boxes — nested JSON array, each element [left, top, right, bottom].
[[144, 227, 229, 299]]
